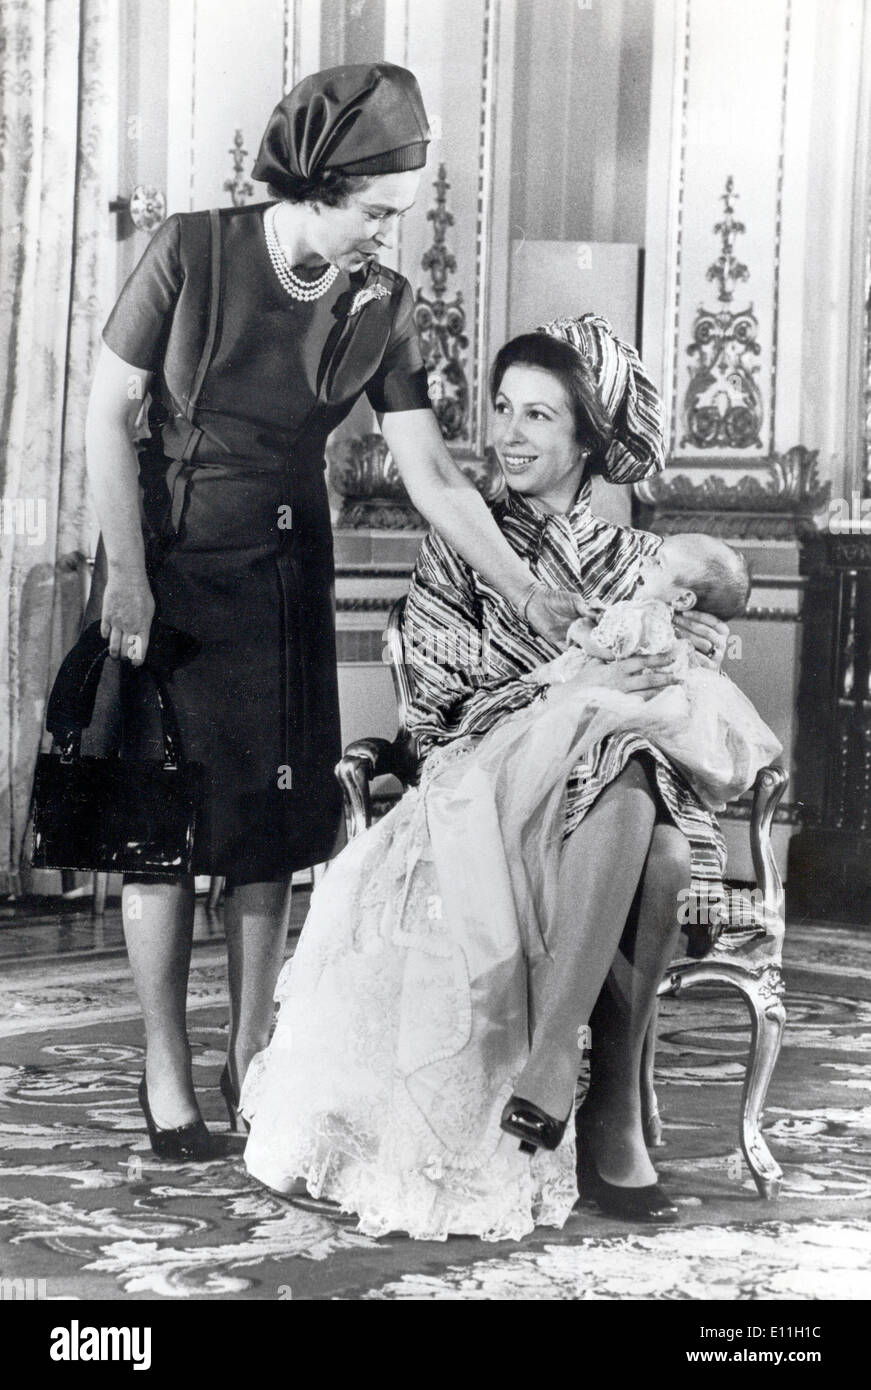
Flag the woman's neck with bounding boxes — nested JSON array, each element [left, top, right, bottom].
[[524, 494, 565, 516], [269, 201, 329, 270], [522, 471, 589, 517]]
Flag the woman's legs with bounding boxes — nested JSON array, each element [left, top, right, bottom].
[[122, 877, 198, 1128], [582, 822, 689, 1186], [123, 875, 294, 1125], [223, 878, 293, 1096], [512, 757, 659, 1121]]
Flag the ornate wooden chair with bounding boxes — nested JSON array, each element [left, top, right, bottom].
[[336, 598, 789, 1198]]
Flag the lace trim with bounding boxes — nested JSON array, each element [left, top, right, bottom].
[[244, 1119, 579, 1243]]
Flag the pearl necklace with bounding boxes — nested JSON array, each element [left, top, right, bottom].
[[263, 204, 340, 301]]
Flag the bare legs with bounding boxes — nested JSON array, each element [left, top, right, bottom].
[[223, 879, 293, 1098], [513, 758, 659, 1118], [511, 755, 690, 1187], [122, 877, 198, 1128], [122, 876, 292, 1128], [583, 823, 688, 1186]]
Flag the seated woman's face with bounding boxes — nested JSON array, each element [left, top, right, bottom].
[[492, 364, 585, 513]]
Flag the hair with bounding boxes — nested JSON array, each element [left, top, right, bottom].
[[679, 538, 752, 621], [489, 333, 614, 469], [267, 170, 374, 207]]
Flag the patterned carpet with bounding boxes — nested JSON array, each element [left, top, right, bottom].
[[0, 916, 869, 1301]]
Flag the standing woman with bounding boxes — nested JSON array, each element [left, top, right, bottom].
[[84, 64, 581, 1159]]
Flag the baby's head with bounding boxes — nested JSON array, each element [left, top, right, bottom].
[[635, 534, 751, 621]]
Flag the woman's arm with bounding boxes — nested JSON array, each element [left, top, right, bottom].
[[379, 409, 586, 646], [84, 343, 155, 663], [403, 529, 544, 751], [404, 531, 679, 752]]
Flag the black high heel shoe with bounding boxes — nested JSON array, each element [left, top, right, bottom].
[[500, 1096, 571, 1154], [576, 1129, 679, 1223], [219, 1064, 250, 1135], [137, 1076, 221, 1162]]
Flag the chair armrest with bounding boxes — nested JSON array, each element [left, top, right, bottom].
[[335, 735, 419, 840], [749, 764, 788, 931], [682, 764, 789, 962]]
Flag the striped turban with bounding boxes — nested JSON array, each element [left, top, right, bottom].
[[538, 313, 665, 485]]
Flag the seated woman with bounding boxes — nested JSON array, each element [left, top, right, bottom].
[[240, 315, 738, 1241]]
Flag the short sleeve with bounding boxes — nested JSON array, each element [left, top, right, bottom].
[[102, 215, 184, 371], [365, 278, 431, 414]]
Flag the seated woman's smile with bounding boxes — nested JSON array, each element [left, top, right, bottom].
[[493, 364, 597, 512]]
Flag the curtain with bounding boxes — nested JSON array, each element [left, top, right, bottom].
[[0, 0, 118, 892]]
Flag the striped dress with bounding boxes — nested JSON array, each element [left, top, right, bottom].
[[403, 481, 727, 897]]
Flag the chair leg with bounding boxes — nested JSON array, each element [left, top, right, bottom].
[[207, 876, 225, 913], [640, 1000, 664, 1147], [735, 964, 786, 1198]]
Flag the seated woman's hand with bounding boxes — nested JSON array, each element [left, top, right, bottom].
[[673, 610, 729, 670], [563, 651, 680, 697]]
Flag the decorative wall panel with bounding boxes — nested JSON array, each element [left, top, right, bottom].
[[669, 0, 789, 461], [681, 177, 764, 452], [643, 0, 867, 504], [395, 0, 496, 454], [413, 164, 470, 442], [167, 0, 286, 214]]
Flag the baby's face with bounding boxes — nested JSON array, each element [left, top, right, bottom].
[[635, 537, 701, 608]]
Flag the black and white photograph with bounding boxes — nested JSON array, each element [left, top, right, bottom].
[[0, 0, 869, 1331]]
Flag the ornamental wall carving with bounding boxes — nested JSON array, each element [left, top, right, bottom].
[[682, 178, 765, 451], [413, 164, 470, 443], [635, 446, 830, 540]]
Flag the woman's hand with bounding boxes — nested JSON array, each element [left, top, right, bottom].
[[565, 652, 680, 696], [673, 610, 729, 670], [101, 565, 155, 665], [525, 586, 602, 647], [86, 346, 157, 666]]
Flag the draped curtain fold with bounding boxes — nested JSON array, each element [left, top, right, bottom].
[[0, 0, 118, 892]]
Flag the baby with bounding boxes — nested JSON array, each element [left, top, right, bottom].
[[527, 533, 750, 685], [523, 534, 780, 811]]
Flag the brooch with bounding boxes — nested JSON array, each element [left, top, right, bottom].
[[349, 284, 391, 316]]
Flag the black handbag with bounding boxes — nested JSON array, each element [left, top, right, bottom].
[[31, 621, 204, 875]]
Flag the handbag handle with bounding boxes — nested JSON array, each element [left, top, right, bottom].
[[45, 620, 194, 768]]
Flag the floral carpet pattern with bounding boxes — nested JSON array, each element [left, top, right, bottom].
[[0, 921, 869, 1300]]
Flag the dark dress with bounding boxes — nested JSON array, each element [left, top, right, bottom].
[[90, 204, 429, 885]]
